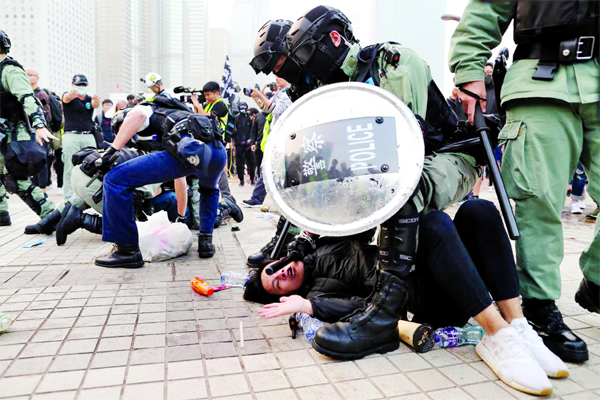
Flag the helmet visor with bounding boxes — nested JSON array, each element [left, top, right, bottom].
[[290, 41, 317, 67], [250, 50, 278, 74]]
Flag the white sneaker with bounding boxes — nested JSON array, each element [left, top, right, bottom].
[[488, 186, 494, 192], [576, 200, 586, 209], [511, 317, 569, 378], [476, 326, 552, 396], [570, 203, 582, 214], [56, 188, 64, 195]]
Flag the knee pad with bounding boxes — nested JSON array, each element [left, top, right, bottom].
[[378, 201, 420, 277], [17, 182, 47, 215], [3, 174, 18, 194]]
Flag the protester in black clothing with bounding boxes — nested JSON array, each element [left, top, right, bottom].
[[250, 109, 265, 177], [233, 103, 255, 185]]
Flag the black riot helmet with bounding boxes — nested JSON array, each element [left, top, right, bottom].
[[250, 19, 292, 75], [0, 30, 11, 54], [286, 6, 357, 84]]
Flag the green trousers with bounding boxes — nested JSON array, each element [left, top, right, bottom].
[[501, 98, 599, 300], [62, 132, 97, 198], [0, 154, 55, 217]]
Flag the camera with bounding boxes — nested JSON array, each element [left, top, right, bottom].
[[173, 86, 206, 104], [243, 84, 261, 97]]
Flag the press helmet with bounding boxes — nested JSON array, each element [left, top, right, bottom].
[[250, 19, 292, 75], [144, 72, 162, 88], [286, 6, 356, 68], [0, 30, 10, 54]]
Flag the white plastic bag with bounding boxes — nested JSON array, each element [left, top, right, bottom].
[[137, 211, 193, 262]]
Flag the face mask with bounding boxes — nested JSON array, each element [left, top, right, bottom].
[[484, 75, 493, 86], [275, 58, 303, 85], [76, 86, 87, 96]]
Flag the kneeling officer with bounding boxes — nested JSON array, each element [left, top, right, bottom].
[[95, 105, 227, 268]]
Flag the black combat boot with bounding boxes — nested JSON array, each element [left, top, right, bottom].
[[95, 243, 144, 268], [24, 209, 62, 235], [214, 198, 244, 228], [575, 277, 600, 314], [198, 232, 215, 258], [56, 203, 103, 245], [312, 272, 408, 360], [247, 216, 295, 267], [523, 299, 589, 363], [0, 211, 11, 226]]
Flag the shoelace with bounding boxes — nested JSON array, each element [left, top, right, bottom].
[[489, 333, 529, 362], [517, 323, 543, 345]]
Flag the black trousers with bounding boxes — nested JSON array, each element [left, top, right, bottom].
[[54, 148, 64, 188], [409, 200, 520, 329], [254, 148, 263, 178], [235, 144, 255, 183]]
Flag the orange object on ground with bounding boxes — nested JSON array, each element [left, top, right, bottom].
[[191, 277, 214, 296]]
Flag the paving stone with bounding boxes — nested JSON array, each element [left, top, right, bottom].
[[208, 373, 250, 397], [75, 315, 108, 327], [5, 356, 52, 376], [0, 343, 25, 360], [463, 382, 515, 399], [138, 312, 166, 324], [200, 329, 232, 343], [321, 361, 365, 383], [37, 370, 85, 392], [134, 334, 165, 349], [335, 378, 382, 399], [59, 338, 98, 354], [355, 356, 398, 377], [248, 369, 290, 392], [205, 356, 242, 376], [122, 382, 164, 400], [242, 353, 280, 372], [31, 391, 77, 400], [440, 363, 489, 386], [0, 374, 43, 397], [137, 322, 167, 335], [371, 373, 421, 397], [31, 329, 69, 343], [238, 339, 271, 355], [41, 317, 77, 330], [167, 344, 202, 362], [20, 341, 62, 358], [78, 386, 122, 400], [202, 342, 237, 359], [130, 347, 166, 365], [277, 349, 315, 369], [167, 378, 207, 399], [49, 353, 93, 372], [166, 332, 198, 347], [126, 363, 165, 384], [97, 337, 133, 352], [166, 320, 196, 333], [102, 324, 135, 338], [90, 350, 130, 368], [83, 366, 126, 388], [296, 384, 342, 400], [428, 387, 474, 400], [69, 326, 103, 340], [0, 330, 35, 345], [167, 360, 204, 380]]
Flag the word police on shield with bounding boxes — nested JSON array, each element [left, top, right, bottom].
[[264, 83, 424, 237]]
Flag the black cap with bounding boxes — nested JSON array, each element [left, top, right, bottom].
[[72, 74, 88, 86], [126, 94, 135, 100], [0, 30, 11, 53], [102, 99, 113, 105]]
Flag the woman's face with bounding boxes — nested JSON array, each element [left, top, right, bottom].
[[261, 261, 305, 295]]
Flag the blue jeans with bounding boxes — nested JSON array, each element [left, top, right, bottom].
[[103, 147, 226, 245], [571, 162, 587, 200], [151, 191, 178, 222]]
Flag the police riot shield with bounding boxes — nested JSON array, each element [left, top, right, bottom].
[[263, 82, 424, 236]]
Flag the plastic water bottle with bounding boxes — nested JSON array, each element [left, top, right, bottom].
[[435, 325, 485, 348], [220, 271, 251, 288], [0, 312, 12, 333], [297, 313, 324, 342]]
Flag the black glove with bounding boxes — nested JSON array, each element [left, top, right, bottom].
[[287, 232, 317, 259], [175, 214, 187, 224], [97, 146, 118, 174]]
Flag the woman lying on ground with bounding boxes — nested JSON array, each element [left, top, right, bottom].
[[244, 199, 568, 396]]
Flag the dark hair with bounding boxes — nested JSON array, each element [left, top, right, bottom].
[[243, 260, 283, 304], [485, 62, 494, 67], [249, 107, 259, 115], [102, 99, 113, 105], [202, 81, 221, 93], [127, 94, 135, 100]]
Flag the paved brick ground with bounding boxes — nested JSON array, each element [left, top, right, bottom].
[[0, 178, 598, 400]]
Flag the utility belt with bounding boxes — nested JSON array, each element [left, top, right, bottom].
[[163, 114, 224, 167], [65, 130, 92, 135], [514, 36, 598, 80]]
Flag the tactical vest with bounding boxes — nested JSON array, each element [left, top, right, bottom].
[[354, 43, 458, 155], [203, 98, 229, 133], [0, 57, 28, 130], [514, 0, 599, 44]]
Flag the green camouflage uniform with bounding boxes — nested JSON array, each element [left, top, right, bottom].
[[341, 42, 480, 213], [0, 54, 56, 217], [449, 0, 600, 300]]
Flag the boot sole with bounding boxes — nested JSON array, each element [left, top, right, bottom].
[[575, 290, 600, 314], [475, 343, 553, 396], [312, 339, 399, 360], [198, 252, 215, 258], [95, 260, 145, 269]]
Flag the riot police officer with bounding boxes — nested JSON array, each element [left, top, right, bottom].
[[0, 29, 57, 227], [144, 72, 172, 100], [449, 0, 599, 363]]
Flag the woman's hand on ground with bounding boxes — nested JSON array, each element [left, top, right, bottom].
[[258, 295, 311, 318]]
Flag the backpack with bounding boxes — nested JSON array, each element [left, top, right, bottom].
[[42, 89, 63, 132]]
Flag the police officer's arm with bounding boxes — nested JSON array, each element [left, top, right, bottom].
[[2, 65, 57, 145], [110, 107, 147, 150], [174, 177, 187, 218], [449, 0, 515, 124]]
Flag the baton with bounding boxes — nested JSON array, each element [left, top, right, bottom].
[[473, 103, 520, 240]]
